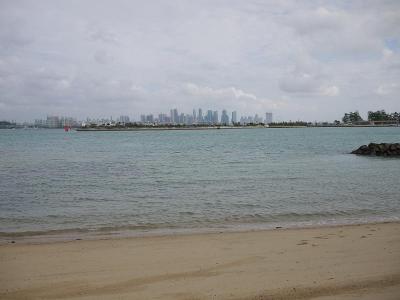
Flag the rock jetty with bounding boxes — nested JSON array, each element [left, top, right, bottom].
[[351, 143, 400, 156]]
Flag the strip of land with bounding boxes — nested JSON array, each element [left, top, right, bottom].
[[1, 222, 399, 300], [75, 124, 399, 131]]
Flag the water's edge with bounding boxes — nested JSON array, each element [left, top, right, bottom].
[[2, 216, 399, 245]]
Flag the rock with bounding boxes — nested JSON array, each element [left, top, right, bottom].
[[351, 143, 400, 156]]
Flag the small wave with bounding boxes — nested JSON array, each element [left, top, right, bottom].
[[1, 208, 399, 239], [0, 228, 91, 238], [0, 223, 173, 238]]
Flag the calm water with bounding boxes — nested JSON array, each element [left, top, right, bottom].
[[0, 127, 399, 239]]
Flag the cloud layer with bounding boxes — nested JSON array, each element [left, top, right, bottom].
[[0, 0, 399, 122]]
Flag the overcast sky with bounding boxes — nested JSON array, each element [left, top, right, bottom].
[[1, 0, 399, 122]]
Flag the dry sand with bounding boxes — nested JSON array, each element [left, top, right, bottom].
[[1, 222, 400, 300]]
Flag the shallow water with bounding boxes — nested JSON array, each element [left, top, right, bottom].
[[0, 127, 399, 238]]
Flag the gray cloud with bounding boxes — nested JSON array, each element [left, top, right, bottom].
[[88, 28, 119, 44], [0, 17, 34, 54], [0, 0, 399, 122], [93, 50, 114, 64]]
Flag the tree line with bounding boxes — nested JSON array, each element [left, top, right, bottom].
[[342, 110, 399, 123]]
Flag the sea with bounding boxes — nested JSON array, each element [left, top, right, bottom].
[[0, 127, 399, 242]]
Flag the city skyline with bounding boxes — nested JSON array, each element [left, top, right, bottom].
[[14, 107, 273, 127]]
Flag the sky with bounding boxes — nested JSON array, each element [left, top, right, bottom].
[[0, 0, 399, 122]]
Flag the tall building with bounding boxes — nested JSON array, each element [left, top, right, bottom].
[[198, 108, 203, 123], [221, 110, 229, 125], [185, 114, 194, 125], [140, 115, 146, 123], [158, 113, 168, 124], [206, 110, 213, 124], [213, 111, 219, 124], [146, 114, 154, 123], [173, 109, 179, 124], [192, 109, 197, 122], [265, 112, 273, 124], [46, 116, 61, 128], [231, 111, 237, 124]]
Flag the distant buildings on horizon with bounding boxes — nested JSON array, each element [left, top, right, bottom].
[[136, 108, 273, 126], [34, 116, 79, 128], [2, 109, 273, 128], [84, 108, 273, 127]]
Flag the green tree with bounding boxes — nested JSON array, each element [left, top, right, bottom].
[[342, 111, 363, 123], [368, 110, 388, 121]]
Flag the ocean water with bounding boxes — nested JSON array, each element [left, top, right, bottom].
[[0, 127, 399, 239]]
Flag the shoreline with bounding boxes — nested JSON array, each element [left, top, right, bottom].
[[1, 221, 399, 299], [2, 217, 399, 245], [75, 125, 400, 131]]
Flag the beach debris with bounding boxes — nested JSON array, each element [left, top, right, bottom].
[[351, 143, 400, 156]]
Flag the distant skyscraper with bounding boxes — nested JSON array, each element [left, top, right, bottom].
[[146, 114, 154, 123], [231, 111, 237, 124], [265, 112, 273, 124], [173, 109, 179, 124], [213, 111, 219, 124], [198, 108, 203, 123], [140, 115, 146, 123], [206, 110, 213, 124], [158, 113, 168, 124], [192, 109, 197, 122], [221, 109, 229, 125]]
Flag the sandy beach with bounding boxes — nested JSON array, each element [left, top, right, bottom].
[[1, 222, 399, 300]]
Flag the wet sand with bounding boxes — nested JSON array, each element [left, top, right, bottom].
[[1, 222, 399, 299]]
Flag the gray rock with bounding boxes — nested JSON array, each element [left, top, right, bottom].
[[351, 143, 400, 156]]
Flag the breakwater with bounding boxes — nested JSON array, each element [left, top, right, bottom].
[[351, 143, 400, 156]]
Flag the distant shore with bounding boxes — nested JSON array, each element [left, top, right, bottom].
[[1, 124, 399, 130], [75, 124, 399, 131], [1, 221, 399, 300]]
